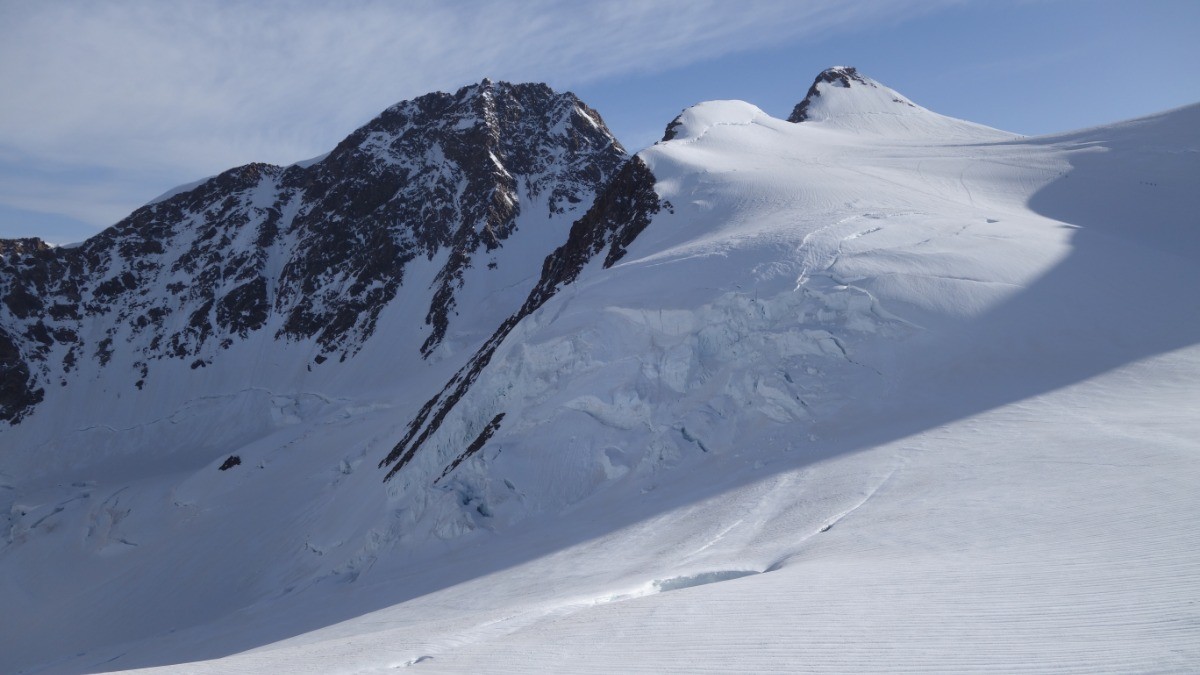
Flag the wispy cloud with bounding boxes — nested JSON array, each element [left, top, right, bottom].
[[0, 0, 954, 233]]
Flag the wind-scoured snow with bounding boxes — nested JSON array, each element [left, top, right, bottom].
[[2, 70, 1198, 673]]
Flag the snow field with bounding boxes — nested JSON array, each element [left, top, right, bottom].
[[113, 347, 1200, 673]]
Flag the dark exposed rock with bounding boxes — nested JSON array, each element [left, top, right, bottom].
[[96, 337, 114, 367], [661, 113, 686, 142], [25, 322, 52, 347], [437, 412, 505, 482], [48, 303, 79, 321], [218, 455, 241, 470], [216, 278, 269, 338], [4, 283, 43, 320], [133, 360, 147, 389], [93, 271, 138, 302]]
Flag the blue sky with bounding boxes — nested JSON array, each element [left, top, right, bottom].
[[1, 0, 1197, 244]]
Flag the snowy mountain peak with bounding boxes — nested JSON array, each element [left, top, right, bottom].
[[787, 66, 1014, 140], [0, 237, 51, 258], [812, 64, 872, 90], [787, 65, 905, 123]]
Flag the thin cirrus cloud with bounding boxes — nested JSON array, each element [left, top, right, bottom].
[[0, 0, 954, 235]]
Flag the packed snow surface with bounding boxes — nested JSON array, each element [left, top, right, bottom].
[[2, 73, 1199, 673]]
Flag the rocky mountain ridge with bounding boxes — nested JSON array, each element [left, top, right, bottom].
[[0, 80, 627, 424]]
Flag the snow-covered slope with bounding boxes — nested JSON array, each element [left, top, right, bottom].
[[3, 68, 1199, 673], [787, 65, 1013, 140]]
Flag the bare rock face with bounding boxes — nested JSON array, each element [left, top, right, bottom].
[[0, 81, 627, 424], [0, 325, 42, 424]]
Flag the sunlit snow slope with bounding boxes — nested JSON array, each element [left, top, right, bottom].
[[4, 68, 1199, 673]]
